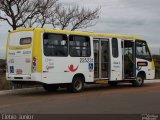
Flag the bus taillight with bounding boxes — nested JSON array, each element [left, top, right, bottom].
[[32, 57, 37, 72]]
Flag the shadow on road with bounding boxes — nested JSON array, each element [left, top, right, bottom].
[[12, 82, 157, 97]]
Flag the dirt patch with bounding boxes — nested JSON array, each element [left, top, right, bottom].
[[0, 74, 11, 90]]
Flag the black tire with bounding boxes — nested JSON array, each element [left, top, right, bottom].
[[68, 76, 84, 93], [133, 75, 144, 87], [43, 84, 59, 92], [108, 81, 118, 86]]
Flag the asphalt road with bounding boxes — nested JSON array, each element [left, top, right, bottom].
[[0, 80, 160, 114]]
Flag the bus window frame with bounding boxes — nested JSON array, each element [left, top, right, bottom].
[[69, 35, 91, 57], [43, 32, 69, 57], [20, 37, 32, 45], [111, 38, 119, 58]]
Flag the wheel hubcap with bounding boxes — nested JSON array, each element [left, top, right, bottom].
[[74, 80, 82, 91], [137, 77, 143, 85]]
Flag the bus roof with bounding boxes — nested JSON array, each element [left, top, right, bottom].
[[10, 28, 144, 40]]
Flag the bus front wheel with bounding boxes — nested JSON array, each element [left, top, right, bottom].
[[68, 76, 84, 93], [43, 84, 59, 92], [133, 75, 144, 87]]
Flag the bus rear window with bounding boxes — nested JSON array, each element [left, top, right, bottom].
[[20, 37, 32, 45]]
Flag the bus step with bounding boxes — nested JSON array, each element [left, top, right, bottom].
[[125, 77, 136, 80], [126, 77, 136, 79], [95, 80, 108, 84]]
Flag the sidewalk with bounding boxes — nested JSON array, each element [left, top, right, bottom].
[[144, 79, 160, 83]]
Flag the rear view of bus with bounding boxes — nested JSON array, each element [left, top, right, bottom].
[[6, 29, 36, 84]]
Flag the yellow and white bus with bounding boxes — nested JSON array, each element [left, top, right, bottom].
[[6, 28, 155, 92]]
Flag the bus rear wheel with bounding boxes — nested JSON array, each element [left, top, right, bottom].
[[43, 84, 59, 92], [133, 75, 144, 87], [68, 76, 84, 93]]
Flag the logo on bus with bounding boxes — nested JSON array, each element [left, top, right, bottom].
[[68, 64, 79, 72], [136, 66, 142, 71]]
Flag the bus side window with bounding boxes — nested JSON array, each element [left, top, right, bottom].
[[136, 40, 152, 61], [69, 35, 91, 57], [112, 38, 119, 58], [43, 33, 68, 57]]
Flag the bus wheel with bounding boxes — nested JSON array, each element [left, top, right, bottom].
[[108, 81, 118, 86], [68, 76, 84, 93], [43, 84, 59, 92], [133, 75, 144, 87]]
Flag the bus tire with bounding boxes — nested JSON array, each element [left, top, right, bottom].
[[43, 84, 59, 92], [68, 76, 84, 93], [133, 75, 144, 87]]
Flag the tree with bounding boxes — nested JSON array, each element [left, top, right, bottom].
[[0, 0, 100, 31], [0, 0, 57, 30], [23, 0, 58, 28], [52, 5, 76, 30], [49, 5, 100, 30], [70, 7, 100, 31], [24, 4, 100, 30]]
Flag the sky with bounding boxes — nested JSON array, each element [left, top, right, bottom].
[[0, 0, 160, 59]]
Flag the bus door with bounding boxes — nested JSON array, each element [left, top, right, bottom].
[[93, 38, 110, 80], [110, 38, 122, 81], [122, 40, 136, 79]]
